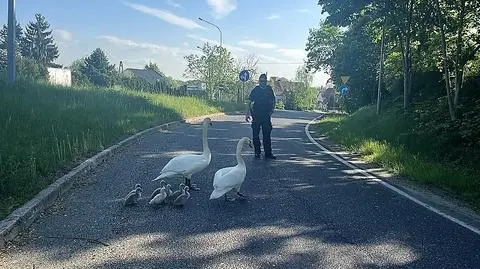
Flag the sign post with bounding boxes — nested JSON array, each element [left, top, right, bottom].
[[239, 70, 250, 103], [340, 75, 350, 84], [339, 75, 350, 97]]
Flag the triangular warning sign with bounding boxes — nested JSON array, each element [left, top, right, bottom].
[[341, 76, 350, 84]]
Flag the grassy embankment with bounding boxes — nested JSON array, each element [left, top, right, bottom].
[[313, 103, 480, 209], [0, 79, 242, 219]]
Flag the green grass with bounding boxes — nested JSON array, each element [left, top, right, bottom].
[[313, 107, 480, 209], [0, 79, 241, 219]]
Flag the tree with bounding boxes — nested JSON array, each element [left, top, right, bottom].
[[0, 23, 23, 69], [284, 65, 318, 111], [432, 0, 480, 119], [184, 43, 237, 100], [82, 48, 116, 87], [20, 13, 59, 65], [145, 62, 164, 75], [166, 76, 183, 89], [305, 22, 344, 73], [316, 0, 424, 109], [235, 53, 259, 102], [70, 58, 90, 86]]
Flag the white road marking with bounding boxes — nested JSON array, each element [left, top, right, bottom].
[[305, 115, 480, 236]]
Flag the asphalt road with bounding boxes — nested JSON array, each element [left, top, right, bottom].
[[1, 110, 480, 269]]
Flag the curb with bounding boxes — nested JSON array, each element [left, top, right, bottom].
[[0, 112, 227, 248]]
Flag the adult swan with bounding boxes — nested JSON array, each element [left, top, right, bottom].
[[210, 137, 252, 201], [152, 118, 212, 191]]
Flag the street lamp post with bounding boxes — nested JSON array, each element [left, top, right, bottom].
[[7, 0, 16, 84], [198, 17, 222, 47]]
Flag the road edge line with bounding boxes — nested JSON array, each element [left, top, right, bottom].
[[305, 115, 480, 236]]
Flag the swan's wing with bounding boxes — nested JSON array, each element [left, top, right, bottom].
[[160, 154, 204, 174], [210, 169, 245, 199], [213, 166, 245, 190], [214, 166, 234, 179], [212, 166, 235, 186]]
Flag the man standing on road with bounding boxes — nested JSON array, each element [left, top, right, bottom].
[[245, 73, 277, 160]]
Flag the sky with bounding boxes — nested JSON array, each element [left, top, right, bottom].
[[0, 0, 330, 86]]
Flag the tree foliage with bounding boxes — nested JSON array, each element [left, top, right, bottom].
[[20, 13, 59, 65], [309, 0, 480, 112], [81, 48, 116, 87], [145, 62, 163, 75], [284, 65, 318, 111], [184, 43, 237, 100], [0, 23, 23, 67], [0, 13, 59, 79], [308, 0, 480, 168]]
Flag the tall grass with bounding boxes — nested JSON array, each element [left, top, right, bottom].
[[0, 79, 238, 219], [314, 107, 480, 209]]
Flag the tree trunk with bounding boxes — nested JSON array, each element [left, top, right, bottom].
[[399, 0, 414, 110], [434, 0, 456, 121], [377, 24, 385, 115], [453, 0, 465, 109], [404, 0, 414, 109]]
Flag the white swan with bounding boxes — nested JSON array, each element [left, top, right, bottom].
[[152, 118, 212, 191], [209, 137, 252, 201]]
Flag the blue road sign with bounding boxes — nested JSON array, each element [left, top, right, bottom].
[[340, 85, 349, 96], [239, 70, 250, 82]]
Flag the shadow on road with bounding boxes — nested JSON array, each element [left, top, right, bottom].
[[2, 113, 479, 268]]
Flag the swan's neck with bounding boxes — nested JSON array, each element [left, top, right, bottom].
[[202, 123, 210, 156], [235, 140, 246, 167]]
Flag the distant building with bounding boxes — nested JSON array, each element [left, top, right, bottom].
[[175, 80, 206, 97], [269, 76, 288, 101], [123, 68, 165, 85], [47, 67, 71, 87]]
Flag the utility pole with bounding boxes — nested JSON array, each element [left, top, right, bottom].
[[7, 0, 16, 84]]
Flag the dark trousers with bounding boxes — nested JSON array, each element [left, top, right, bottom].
[[251, 114, 272, 156]]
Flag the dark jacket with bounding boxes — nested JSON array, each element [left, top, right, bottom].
[[248, 85, 276, 117]]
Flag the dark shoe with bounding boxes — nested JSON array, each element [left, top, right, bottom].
[[265, 154, 277, 160], [254, 153, 261, 159]]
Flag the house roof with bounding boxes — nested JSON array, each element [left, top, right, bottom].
[[124, 68, 165, 84]]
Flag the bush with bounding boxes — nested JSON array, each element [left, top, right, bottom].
[[284, 86, 318, 111], [16, 57, 48, 81], [276, 100, 285, 109]]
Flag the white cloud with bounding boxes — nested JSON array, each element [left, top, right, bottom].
[[123, 2, 204, 30], [258, 54, 287, 63], [186, 34, 246, 53], [276, 48, 306, 60], [97, 35, 186, 56], [167, 0, 182, 8], [207, 0, 237, 18], [267, 14, 280, 20], [53, 29, 73, 42], [296, 9, 310, 13], [239, 40, 278, 49]]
